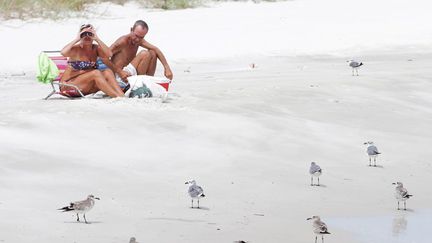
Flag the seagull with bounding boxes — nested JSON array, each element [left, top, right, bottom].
[[58, 195, 100, 224], [347, 60, 363, 76], [364, 141, 381, 166], [392, 182, 413, 210], [307, 216, 331, 243], [129, 237, 139, 243], [309, 162, 322, 186], [185, 180, 205, 208]]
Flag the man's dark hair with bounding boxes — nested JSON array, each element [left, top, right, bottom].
[[132, 20, 148, 31]]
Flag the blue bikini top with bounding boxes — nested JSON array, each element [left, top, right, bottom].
[[68, 60, 97, 70]]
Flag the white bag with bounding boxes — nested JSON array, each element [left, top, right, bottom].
[[126, 75, 170, 100]]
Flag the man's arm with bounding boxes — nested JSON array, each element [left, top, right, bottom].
[[100, 37, 130, 82], [141, 40, 173, 80]]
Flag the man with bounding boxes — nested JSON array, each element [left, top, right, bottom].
[[101, 20, 173, 91]]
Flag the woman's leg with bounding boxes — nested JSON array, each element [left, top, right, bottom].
[[62, 70, 123, 98], [102, 69, 125, 94]]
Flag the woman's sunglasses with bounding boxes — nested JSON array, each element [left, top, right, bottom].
[[80, 31, 93, 38]]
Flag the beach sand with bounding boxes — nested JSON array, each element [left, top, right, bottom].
[[1, 1, 432, 242]]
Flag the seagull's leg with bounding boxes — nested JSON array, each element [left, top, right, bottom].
[[369, 157, 371, 166], [311, 177, 313, 186], [397, 201, 400, 210], [374, 156, 377, 166], [404, 201, 406, 210], [356, 69, 359, 76], [322, 235, 324, 243], [198, 199, 200, 208], [83, 214, 88, 224], [76, 213, 80, 222], [315, 235, 317, 243], [352, 69, 354, 76], [317, 177, 320, 186], [191, 199, 194, 208]]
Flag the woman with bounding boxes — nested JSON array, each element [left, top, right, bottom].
[[60, 24, 124, 98]]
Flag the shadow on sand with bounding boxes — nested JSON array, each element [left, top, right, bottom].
[[368, 165, 384, 168], [310, 184, 327, 188], [144, 217, 206, 223], [63, 221, 103, 224]]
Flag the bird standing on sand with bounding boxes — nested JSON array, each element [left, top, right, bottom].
[[309, 162, 322, 186], [129, 237, 139, 243], [58, 195, 100, 224], [307, 216, 331, 243], [185, 180, 205, 208], [393, 182, 413, 210], [364, 141, 381, 166], [347, 60, 363, 76]]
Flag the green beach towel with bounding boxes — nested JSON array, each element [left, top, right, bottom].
[[37, 52, 59, 84]]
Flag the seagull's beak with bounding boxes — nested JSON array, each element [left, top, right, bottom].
[[392, 183, 396, 185], [185, 182, 189, 184], [307, 217, 312, 220], [95, 197, 100, 200]]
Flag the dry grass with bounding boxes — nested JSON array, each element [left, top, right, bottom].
[[0, 0, 195, 19], [0, 0, 90, 19], [0, 0, 280, 20]]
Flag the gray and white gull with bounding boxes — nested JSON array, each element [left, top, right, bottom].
[[185, 180, 205, 208], [309, 162, 322, 186], [347, 60, 363, 76], [307, 215, 331, 243], [392, 182, 413, 210], [364, 141, 381, 166], [58, 194, 100, 223]]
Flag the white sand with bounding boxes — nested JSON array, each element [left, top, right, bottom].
[[1, 1, 432, 242]]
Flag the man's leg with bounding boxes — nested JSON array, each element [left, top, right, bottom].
[[131, 50, 157, 76], [146, 50, 157, 76]]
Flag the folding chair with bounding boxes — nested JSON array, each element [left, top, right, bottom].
[[42, 51, 85, 100]]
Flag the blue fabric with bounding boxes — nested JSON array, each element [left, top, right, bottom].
[[96, 58, 108, 71], [68, 60, 97, 70]]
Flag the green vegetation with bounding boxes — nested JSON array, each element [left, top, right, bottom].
[[0, 0, 90, 19], [147, 0, 201, 10], [0, 0, 202, 19], [0, 0, 280, 20]]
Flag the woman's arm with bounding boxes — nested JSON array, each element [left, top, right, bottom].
[[94, 36, 113, 58], [60, 37, 80, 57], [85, 27, 112, 58]]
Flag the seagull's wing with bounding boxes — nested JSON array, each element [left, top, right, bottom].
[[58, 202, 75, 211], [399, 187, 409, 198], [188, 185, 204, 197], [349, 61, 358, 67], [310, 164, 321, 174], [350, 61, 363, 68], [71, 199, 89, 211], [367, 145, 380, 155], [318, 221, 329, 233]]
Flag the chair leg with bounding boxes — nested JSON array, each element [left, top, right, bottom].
[[44, 90, 56, 100]]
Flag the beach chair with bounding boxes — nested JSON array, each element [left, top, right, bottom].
[[40, 51, 85, 100]]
